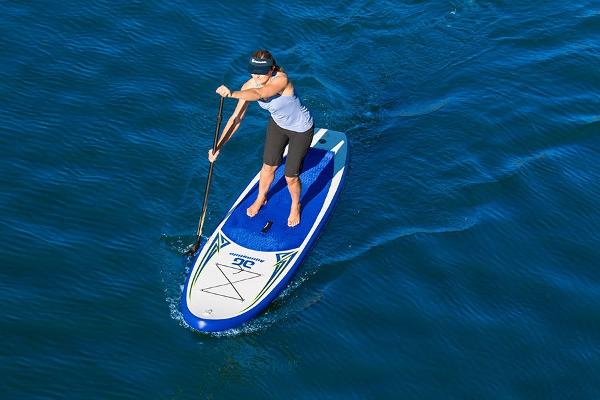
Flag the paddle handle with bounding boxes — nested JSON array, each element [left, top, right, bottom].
[[195, 96, 225, 239]]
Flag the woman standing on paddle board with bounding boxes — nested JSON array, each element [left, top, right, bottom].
[[209, 49, 314, 227]]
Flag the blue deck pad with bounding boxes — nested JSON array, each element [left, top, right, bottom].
[[221, 148, 334, 252]]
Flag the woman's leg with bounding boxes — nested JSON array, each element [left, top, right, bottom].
[[285, 175, 302, 227], [247, 163, 277, 217], [284, 125, 314, 227], [247, 118, 288, 217]]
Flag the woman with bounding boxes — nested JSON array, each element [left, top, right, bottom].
[[210, 49, 314, 227]]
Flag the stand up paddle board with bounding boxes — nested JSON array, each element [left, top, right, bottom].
[[181, 128, 348, 332]]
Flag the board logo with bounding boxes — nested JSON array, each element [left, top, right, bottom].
[[229, 252, 265, 269], [232, 257, 255, 269]]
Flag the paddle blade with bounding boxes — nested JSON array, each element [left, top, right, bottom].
[[185, 239, 201, 256]]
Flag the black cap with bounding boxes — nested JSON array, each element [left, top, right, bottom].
[[248, 57, 273, 74]]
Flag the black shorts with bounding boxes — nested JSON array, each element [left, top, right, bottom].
[[263, 117, 314, 177]]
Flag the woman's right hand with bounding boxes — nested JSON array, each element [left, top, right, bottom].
[[216, 85, 231, 98], [208, 148, 220, 163]]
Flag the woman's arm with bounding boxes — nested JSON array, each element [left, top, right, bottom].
[[216, 97, 249, 150], [209, 80, 253, 161], [221, 74, 288, 102]]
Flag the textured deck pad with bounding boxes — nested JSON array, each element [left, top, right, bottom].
[[221, 148, 334, 251]]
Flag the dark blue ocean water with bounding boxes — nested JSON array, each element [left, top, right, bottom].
[[2, 1, 600, 398]]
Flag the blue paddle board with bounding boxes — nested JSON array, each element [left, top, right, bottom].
[[181, 128, 348, 332]]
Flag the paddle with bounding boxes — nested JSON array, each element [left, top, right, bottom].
[[186, 96, 225, 256]]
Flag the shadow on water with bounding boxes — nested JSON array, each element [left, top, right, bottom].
[[388, 97, 448, 118]]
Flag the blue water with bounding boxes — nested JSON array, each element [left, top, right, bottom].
[[2, 1, 599, 398]]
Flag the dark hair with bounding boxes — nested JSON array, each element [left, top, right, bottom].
[[251, 49, 284, 73]]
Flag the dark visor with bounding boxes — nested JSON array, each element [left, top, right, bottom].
[[248, 57, 273, 74]]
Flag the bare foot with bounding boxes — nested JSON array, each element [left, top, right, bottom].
[[247, 195, 267, 217], [288, 203, 301, 227]]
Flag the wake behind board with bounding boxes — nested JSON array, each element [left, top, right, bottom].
[[181, 128, 348, 332]]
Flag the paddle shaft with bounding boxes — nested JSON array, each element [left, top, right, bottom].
[[194, 96, 225, 241]]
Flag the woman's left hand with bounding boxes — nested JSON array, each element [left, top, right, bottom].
[[208, 148, 220, 163], [216, 85, 231, 98]]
